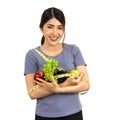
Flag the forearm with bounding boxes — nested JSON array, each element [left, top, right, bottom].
[[28, 78, 76, 99], [29, 81, 74, 99], [56, 81, 90, 94], [27, 73, 90, 99], [25, 74, 53, 99], [28, 85, 53, 99], [28, 80, 76, 99]]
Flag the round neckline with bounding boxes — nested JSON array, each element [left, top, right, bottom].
[[37, 45, 65, 58]]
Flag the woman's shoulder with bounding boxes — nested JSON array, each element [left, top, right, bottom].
[[25, 46, 40, 56], [64, 43, 79, 50]]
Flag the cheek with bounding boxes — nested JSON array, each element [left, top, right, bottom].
[[43, 28, 51, 34], [60, 31, 64, 37]]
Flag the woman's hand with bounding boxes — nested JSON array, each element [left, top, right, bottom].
[[34, 76, 61, 93], [63, 73, 84, 86], [34, 72, 88, 94]]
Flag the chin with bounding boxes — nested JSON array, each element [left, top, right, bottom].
[[50, 42, 59, 46]]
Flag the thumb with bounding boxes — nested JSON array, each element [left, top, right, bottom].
[[80, 73, 84, 79], [77, 73, 84, 82], [50, 76, 57, 83]]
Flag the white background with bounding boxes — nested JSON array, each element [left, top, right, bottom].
[[0, 0, 120, 120]]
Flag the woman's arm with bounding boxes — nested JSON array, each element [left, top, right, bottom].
[[76, 65, 90, 90], [25, 73, 53, 100], [37, 65, 90, 94], [25, 73, 77, 99], [25, 65, 90, 99]]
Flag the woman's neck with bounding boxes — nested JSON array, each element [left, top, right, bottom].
[[41, 43, 62, 51], [40, 43, 63, 56]]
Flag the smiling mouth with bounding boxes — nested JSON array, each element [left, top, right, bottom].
[[50, 37, 58, 41]]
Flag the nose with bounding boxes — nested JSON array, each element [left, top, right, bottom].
[[53, 28, 57, 35]]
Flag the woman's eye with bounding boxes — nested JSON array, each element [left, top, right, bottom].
[[58, 27, 63, 30], [58, 26, 64, 30], [47, 25, 64, 30], [47, 26, 53, 29]]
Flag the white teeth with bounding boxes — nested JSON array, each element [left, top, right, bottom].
[[51, 37, 57, 40], [53, 38, 57, 40]]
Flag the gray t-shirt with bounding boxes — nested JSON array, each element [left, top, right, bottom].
[[24, 43, 86, 117]]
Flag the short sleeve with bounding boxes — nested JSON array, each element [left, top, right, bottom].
[[24, 50, 38, 75], [72, 45, 86, 67]]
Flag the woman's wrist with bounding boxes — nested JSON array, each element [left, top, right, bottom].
[[54, 87, 64, 94]]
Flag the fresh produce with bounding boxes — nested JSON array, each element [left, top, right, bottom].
[[34, 71, 44, 82], [34, 58, 80, 84], [53, 68, 69, 84], [70, 70, 80, 76], [54, 69, 80, 83], [43, 59, 58, 82]]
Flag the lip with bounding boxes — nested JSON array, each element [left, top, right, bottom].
[[49, 36, 58, 41]]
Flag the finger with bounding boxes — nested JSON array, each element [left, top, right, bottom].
[[77, 73, 84, 82], [80, 73, 84, 78], [35, 78, 49, 86], [34, 79, 41, 84], [35, 79, 49, 87], [34, 77, 44, 82], [37, 78, 48, 84], [50, 76, 56, 83]]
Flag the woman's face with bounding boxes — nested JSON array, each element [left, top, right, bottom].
[[41, 18, 64, 46]]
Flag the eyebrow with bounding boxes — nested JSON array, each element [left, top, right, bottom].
[[47, 24, 63, 27]]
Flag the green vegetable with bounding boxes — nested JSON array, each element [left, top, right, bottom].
[[43, 59, 80, 83], [70, 70, 80, 76], [43, 59, 58, 82]]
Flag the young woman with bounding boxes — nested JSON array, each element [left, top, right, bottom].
[[24, 7, 90, 120]]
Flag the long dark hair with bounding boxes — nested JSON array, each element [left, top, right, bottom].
[[39, 7, 66, 45]]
